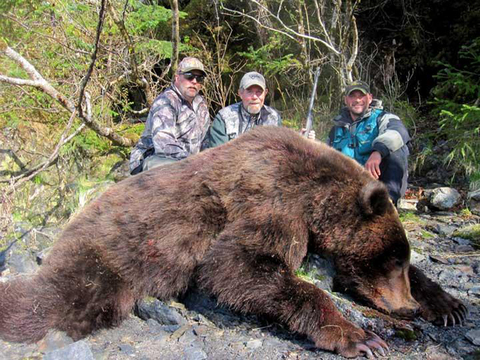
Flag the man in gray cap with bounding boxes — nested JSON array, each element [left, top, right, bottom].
[[202, 71, 282, 149], [327, 80, 410, 205], [129, 57, 210, 174]]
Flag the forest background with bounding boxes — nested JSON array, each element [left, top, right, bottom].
[[0, 0, 479, 244]]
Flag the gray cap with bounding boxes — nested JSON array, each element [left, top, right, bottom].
[[345, 80, 370, 95], [239, 71, 266, 91], [177, 57, 206, 75]]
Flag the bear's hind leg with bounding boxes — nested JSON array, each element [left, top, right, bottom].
[[43, 248, 136, 339]]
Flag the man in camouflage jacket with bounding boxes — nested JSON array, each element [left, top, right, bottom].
[[129, 57, 210, 174], [327, 80, 410, 205], [202, 72, 281, 149]]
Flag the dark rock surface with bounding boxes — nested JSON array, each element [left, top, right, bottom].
[[0, 210, 479, 360]]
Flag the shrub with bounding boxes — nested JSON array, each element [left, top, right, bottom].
[[431, 38, 480, 189]]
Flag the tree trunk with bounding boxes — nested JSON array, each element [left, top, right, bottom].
[[170, 0, 180, 74]]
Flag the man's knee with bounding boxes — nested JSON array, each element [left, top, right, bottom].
[[379, 147, 409, 204], [142, 154, 177, 172]]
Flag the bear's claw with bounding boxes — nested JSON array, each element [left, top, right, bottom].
[[357, 330, 389, 358], [442, 303, 469, 326]]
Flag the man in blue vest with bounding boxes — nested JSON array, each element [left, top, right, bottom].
[[327, 80, 410, 205]]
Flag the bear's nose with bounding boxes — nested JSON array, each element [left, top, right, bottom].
[[394, 300, 421, 319]]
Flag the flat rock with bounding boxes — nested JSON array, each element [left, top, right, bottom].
[[465, 329, 480, 345]]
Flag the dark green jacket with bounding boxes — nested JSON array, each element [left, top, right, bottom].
[[202, 102, 281, 149]]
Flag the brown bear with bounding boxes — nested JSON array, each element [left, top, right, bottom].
[[0, 126, 467, 358]]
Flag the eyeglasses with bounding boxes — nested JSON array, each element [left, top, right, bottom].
[[181, 72, 205, 84]]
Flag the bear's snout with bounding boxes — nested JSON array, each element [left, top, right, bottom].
[[392, 300, 421, 319], [370, 265, 421, 318]]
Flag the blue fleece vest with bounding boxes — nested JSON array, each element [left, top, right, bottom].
[[332, 109, 383, 165]]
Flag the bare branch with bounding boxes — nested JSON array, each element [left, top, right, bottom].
[[2, 110, 84, 194], [78, 0, 107, 119], [0, 41, 135, 149], [220, 0, 341, 55], [0, 75, 40, 87], [0, 13, 91, 56], [1, 44, 74, 112], [312, 0, 335, 47], [345, 16, 359, 83]]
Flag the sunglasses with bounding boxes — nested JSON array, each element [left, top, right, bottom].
[[181, 72, 205, 83]]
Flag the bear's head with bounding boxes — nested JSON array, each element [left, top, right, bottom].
[[310, 181, 420, 319]]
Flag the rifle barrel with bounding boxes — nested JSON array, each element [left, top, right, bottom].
[[304, 67, 321, 137]]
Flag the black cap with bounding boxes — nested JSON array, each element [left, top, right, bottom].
[[345, 80, 370, 95]]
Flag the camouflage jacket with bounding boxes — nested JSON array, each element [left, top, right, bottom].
[[129, 85, 210, 173], [202, 102, 281, 149]]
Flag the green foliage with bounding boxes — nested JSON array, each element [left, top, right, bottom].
[[125, 2, 178, 35], [61, 177, 113, 217], [135, 39, 173, 58], [420, 230, 435, 239], [453, 224, 480, 249], [119, 123, 144, 137], [411, 143, 434, 175], [431, 38, 480, 181], [470, 172, 480, 191], [295, 266, 317, 284], [389, 100, 418, 131], [453, 224, 480, 240], [61, 128, 111, 157], [238, 36, 302, 77], [439, 105, 480, 172], [460, 208, 473, 217], [32, 174, 43, 185], [399, 212, 424, 224], [395, 329, 418, 341]]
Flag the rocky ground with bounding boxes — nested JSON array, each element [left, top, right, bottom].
[[0, 202, 479, 360]]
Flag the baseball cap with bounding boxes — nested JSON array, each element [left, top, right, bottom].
[[177, 57, 206, 75], [345, 80, 370, 95], [239, 71, 266, 91]]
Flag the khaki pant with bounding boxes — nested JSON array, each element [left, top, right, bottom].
[[142, 154, 177, 172]]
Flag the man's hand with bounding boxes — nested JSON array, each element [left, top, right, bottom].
[[301, 128, 316, 141], [365, 151, 382, 179]]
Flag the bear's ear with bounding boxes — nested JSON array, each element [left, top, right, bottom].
[[358, 181, 391, 216]]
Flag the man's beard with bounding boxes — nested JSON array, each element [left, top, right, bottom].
[[247, 103, 262, 114]]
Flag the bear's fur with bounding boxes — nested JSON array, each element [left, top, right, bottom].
[[0, 127, 467, 358]]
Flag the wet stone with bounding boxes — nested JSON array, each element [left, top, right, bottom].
[[192, 325, 210, 337], [37, 330, 73, 353], [135, 298, 187, 326], [455, 265, 475, 275], [467, 286, 480, 297], [456, 245, 475, 252], [435, 224, 457, 236], [179, 329, 198, 345], [452, 237, 472, 245], [430, 255, 450, 264], [184, 345, 207, 360], [410, 249, 427, 263], [424, 344, 455, 360], [245, 339, 263, 349], [8, 252, 38, 275], [118, 343, 135, 355], [162, 324, 182, 333], [43, 340, 94, 360]]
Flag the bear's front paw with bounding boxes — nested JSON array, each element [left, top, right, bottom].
[[317, 326, 389, 359], [421, 290, 469, 326], [353, 330, 389, 359]]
